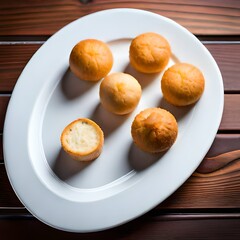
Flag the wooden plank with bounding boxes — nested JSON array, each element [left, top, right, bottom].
[[0, 44, 240, 92], [219, 95, 240, 130], [0, 134, 2, 161], [0, 214, 240, 239], [205, 44, 240, 92], [0, 96, 10, 130], [1, 134, 240, 209], [0, 45, 40, 92], [205, 134, 240, 158], [160, 134, 240, 209], [0, 0, 239, 36], [0, 164, 23, 207], [0, 94, 238, 132]]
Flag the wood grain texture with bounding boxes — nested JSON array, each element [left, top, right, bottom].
[[160, 166, 240, 209], [0, 164, 23, 207], [0, 45, 40, 92], [206, 134, 240, 157], [219, 95, 240, 130], [196, 150, 240, 174], [196, 134, 240, 173], [0, 94, 239, 131], [160, 134, 240, 209], [0, 214, 240, 239], [0, 0, 240, 237], [205, 44, 240, 92], [0, 0, 239, 36], [0, 44, 240, 92], [0, 134, 2, 161], [1, 134, 240, 209], [0, 96, 10, 130]]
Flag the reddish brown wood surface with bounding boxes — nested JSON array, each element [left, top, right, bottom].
[[0, 45, 40, 92], [206, 134, 240, 157], [0, 0, 240, 237], [0, 164, 22, 207], [160, 134, 240, 209], [0, 44, 240, 92], [205, 44, 240, 92], [0, 96, 9, 130], [0, 0, 239, 36], [1, 214, 240, 240], [0, 94, 238, 132], [0, 134, 2, 160], [1, 134, 240, 209], [219, 95, 240, 130], [196, 150, 240, 174]]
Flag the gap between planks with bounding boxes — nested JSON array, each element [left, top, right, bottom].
[[0, 208, 240, 219], [0, 40, 240, 45], [0, 34, 240, 44]]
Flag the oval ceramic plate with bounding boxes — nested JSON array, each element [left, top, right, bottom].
[[3, 9, 224, 232]]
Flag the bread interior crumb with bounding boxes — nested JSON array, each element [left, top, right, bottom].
[[65, 121, 99, 152]]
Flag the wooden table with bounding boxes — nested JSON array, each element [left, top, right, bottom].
[[0, 0, 240, 239]]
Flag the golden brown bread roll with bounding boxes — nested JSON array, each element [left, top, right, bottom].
[[69, 39, 113, 81], [131, 108, 178, 153], [99, 72, 142, 115], [129, 32, 171, 73], [161, 63, 205, 106], [61, 118, 104, 161]]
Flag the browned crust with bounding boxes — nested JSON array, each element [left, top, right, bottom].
[[131, 108, 178, 153], [99, 72, 142, 115], [69, 39, 113, 81], [161, 63, 205, 106], [60, 118, 104, 161], [129, 32, 171, 73]]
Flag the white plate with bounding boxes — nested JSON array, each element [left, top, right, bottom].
[[3, 9, 224, 232]]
